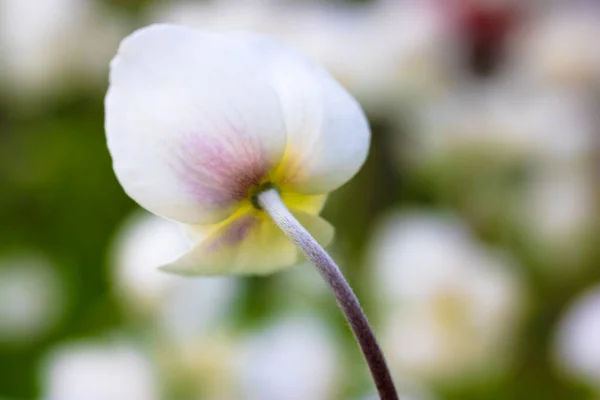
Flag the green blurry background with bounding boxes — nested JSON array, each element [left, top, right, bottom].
[[1, 0, 600, 399]]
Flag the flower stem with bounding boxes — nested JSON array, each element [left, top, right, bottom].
[[257, 189, 399, 400]]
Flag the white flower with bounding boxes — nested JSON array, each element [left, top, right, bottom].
[[109, 210, 237, 399], [508, 4, 600, 89], [148, 0, 282, 35], [236, 315, 341, 400], [105, 24, 369, 275], [154, 330, 239, 400], [110, 210, 238, 341], [408, 83, 594, 167], [110, 210, 190, 313], [370, 211, 524, 382], [405, 82, 597, 272], [276, 0, 455, 114], [516, 165, 596, 271], [0, 0, 127, 100], [350, 0, 456, 112], [39, 340, 159, 400], [0, 0, 82, 93], [152, 315, 341, 399], [554, 284, 600, 389], [0, 254, 65, 344]]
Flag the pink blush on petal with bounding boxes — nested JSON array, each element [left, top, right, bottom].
[[205, 215, 257, 253], [176, 132, 270, 208]]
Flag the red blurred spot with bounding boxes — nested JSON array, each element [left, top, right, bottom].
[[435, 0, 520, 75]]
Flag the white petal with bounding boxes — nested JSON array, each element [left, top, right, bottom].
[[106, 24, 287, 224], [236, 315, 339, 400], [40, 341, 159, 400], [243, 34, 371, 193], [0, 254, 65, 343], [110, 210, 190, 314], [554, 285, 600, 385]]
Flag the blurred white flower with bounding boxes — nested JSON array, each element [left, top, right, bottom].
[[106, 24, 369, 275], [149, 0, 283, 34], [405, 83, 597, 272], [0, 254, 65, 344], [409, 83, 594, 167], [554, 284, 600, 389], [153, 314, 341, 399], [155, 329, 239, 400], [0, 0, 81, 93], [370, 211, 524, 382], [517, 166, 596, 270], [236, 315, 341, 400], [110, 210, 241, 398], [40, 340, 159, 400], [0, 0, 127, 101], [508, 4, 600, 89], [110, 210, 190, 314], [347, 0, 457, 113], [110, 210, 238, 341]]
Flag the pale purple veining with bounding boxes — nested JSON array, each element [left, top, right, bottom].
[[204, 214, 257, 253], [176, 130, 270, 208]]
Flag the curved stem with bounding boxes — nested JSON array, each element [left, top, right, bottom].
[[258, 189, 399, 400]]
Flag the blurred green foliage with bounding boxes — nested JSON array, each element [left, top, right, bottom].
[[1, 1, 600, 399]]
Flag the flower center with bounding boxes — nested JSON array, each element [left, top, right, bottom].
[[250, 182, 280, 210]]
